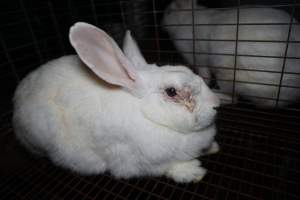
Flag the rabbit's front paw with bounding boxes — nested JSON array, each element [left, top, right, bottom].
[[203, 141, 220, 155], [166, 159, 207, 183]]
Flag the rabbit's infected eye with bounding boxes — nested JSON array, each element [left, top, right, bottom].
[[165, 87, 177, 97]]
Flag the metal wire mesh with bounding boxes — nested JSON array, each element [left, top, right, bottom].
[[161, 1, 300, 107], [0, 0, 300, 199]]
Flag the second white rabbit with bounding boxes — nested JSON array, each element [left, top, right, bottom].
[[162, 0, 300, 107]]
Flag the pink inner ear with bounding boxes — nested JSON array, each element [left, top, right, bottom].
[[69, 22, 138, 91]]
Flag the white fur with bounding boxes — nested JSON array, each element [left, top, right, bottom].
[[165, 159, 207, 183], [162, 0, 300, 107], [13, 23, 220, 183]]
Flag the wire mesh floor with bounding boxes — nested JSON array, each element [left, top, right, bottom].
[[1, 107, 299, 200]]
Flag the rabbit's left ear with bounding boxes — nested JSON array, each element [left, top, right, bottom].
[[123, 30, 148, 70], [69, 22, 144, 93]]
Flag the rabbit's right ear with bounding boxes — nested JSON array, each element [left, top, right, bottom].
[[69, 22, 144, 94]]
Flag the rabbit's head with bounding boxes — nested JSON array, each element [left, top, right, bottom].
[[70, 22, 219, 133]]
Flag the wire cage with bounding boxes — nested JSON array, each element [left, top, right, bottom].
[[1, 0, 299, 199]]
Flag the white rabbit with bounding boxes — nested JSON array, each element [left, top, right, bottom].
[[162, 0, 300, 107], [13, 22, 220, 183]]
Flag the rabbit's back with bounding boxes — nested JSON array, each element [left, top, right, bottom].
[[164, 6, 298, 64], [13, 55, 135, 173]]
